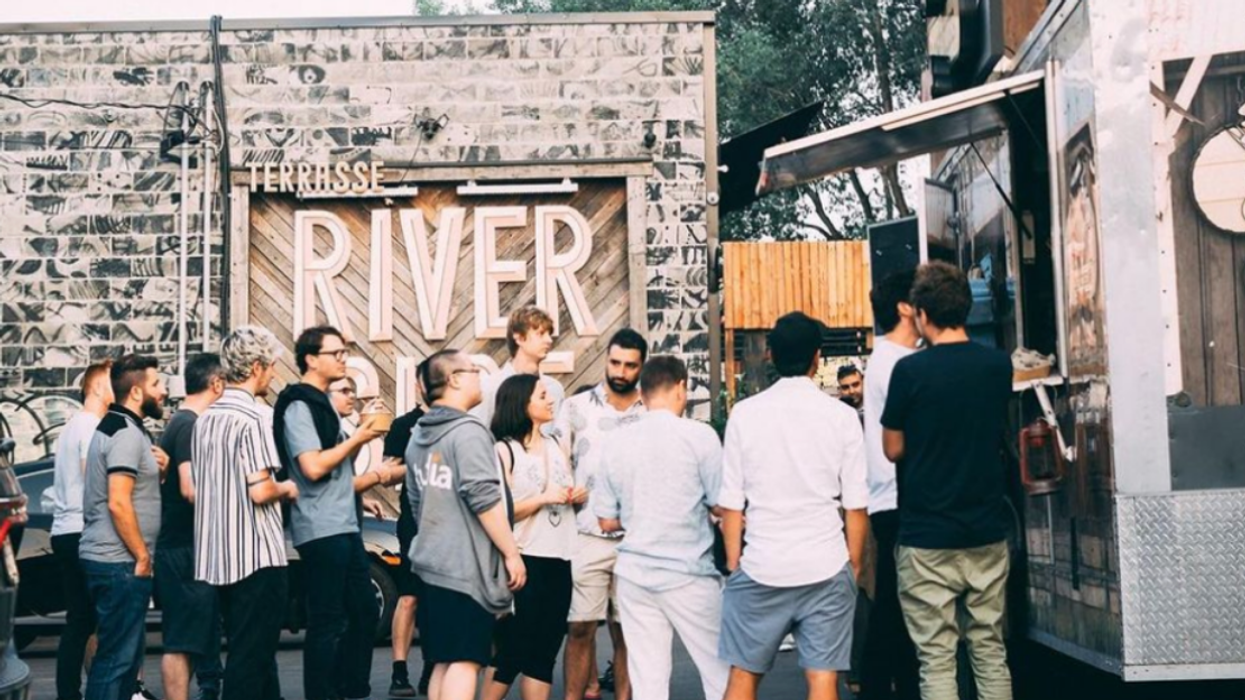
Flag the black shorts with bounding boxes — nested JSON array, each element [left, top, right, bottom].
[[396, 507, 423, 598], [155, 546, 220, 657], [417, 583, 496, 666], [492, 556, 572, 685]]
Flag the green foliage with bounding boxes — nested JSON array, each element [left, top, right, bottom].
[[489, 0, 924, 241]]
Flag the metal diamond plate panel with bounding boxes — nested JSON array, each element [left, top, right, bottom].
[[1117, 491, 1245, 666]]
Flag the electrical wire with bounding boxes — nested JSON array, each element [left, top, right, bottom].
[[0, 91, 200, 125]]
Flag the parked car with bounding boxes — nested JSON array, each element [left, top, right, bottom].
[[0, 439, 32, 700], [13, 455, 404, 650]]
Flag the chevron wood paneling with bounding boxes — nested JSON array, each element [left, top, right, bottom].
[[247, 180, 633, 405]]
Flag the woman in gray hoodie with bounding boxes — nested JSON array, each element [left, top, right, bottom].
[[404, 350, 527, 700]]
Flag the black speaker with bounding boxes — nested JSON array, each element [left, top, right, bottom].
[[867, 216, 920, 294]]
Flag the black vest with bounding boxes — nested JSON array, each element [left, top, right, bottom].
[[272, 383, 340, 482]]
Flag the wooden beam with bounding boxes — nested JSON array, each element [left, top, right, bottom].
[[626, 176, 649, 335], [228, 184, 251, 331]]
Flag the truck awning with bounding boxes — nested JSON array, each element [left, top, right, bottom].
[[756, 69, 1044, 194]]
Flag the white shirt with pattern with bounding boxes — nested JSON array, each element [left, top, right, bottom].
[[553, 383, 645, 537]]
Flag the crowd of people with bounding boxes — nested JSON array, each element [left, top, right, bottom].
[[48, 260, 1015, 700]]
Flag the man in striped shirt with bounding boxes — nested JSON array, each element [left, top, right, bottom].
[[193, 327, 299, 700]]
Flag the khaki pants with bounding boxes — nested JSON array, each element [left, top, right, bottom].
[[897, 542, 1012, 700]]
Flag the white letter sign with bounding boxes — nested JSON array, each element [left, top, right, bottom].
[[293, 210, 354, 341], [398, 208, 466, 341], [535, 206, 599, 337], [474, 206, 528, 339], [369, 210, 394, 341]]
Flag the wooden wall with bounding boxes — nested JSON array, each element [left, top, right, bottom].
[[1169, 56, 1245, 406], [722, 241, 873, 331], [246, 181, 633, 402]]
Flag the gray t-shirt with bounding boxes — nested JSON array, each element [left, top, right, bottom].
[[282, 400, 359, 547], [80, 406, 162, 564]]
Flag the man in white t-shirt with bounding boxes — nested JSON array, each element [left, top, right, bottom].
[[472, 305, 566, 432], [49, 360, 114, 700], [860, 270, 921, 700], [719, 312, 869, 700]]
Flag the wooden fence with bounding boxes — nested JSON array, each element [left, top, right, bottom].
[[723, 241, 873, 329], [722, 241, 873, 397]]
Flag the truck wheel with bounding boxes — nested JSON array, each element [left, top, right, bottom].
[[370, 560, 397, 643]]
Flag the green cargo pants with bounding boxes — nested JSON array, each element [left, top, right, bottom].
[[897, 541, 1012, 700]]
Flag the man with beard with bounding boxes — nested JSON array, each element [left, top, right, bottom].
[[194, 327, 300, 700], [553, 328, 647, 700], [79, 354, 169, 700], [837, 365, 864, 418], [273, 326, 389, 700]]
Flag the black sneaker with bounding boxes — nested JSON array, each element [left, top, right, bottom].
[[389, 678, 417, 698], [599, 661, 615, 693]]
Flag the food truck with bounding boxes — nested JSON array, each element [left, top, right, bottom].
[[758, 0, 1245, 682]]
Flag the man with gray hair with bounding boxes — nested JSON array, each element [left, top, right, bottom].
[[193, 326, 299, 700]]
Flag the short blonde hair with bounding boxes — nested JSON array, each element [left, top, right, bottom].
[[506, 305, 554, 357]]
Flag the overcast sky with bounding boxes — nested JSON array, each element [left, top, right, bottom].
[[2, 0, 422, 23]]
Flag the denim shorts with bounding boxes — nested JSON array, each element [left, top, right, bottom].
[[719, 565, 857, 673]]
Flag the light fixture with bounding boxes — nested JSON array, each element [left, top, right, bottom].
[[297, 185, 421, 200], [456, 178, 578, 196], [160, 129, 203, 161], [416, 114, 450, 141], [159, 81, 204, 163]]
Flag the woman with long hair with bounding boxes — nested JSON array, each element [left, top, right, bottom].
[[484, 373, 578, 700]]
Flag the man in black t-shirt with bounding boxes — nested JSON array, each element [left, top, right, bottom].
[[881, 262, 1013, 700], [383, 403, 430, 697], [157, 354, 225, 700]]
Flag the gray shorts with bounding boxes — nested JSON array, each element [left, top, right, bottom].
[[719, 566, 857, 674]]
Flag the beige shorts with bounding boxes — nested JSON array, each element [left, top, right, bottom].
[[568, 532, 621, 623]]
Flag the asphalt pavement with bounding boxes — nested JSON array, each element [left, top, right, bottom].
[[21, 627, 813, 700], [20, 629, 1245, 700]]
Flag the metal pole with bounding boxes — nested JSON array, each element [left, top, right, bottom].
[[201, 86, 213, 350], [178, 103, 190, 377]]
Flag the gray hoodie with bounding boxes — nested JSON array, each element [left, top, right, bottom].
[[405, 405, 513, 615]]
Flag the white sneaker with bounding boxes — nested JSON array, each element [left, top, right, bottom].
[[133, 681, 161, 700], [779, 633, 796, 652]]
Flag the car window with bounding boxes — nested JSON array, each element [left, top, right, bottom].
[[18, 468, 55, 515]]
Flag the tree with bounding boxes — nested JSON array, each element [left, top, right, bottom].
[[489, 0, 924, 241]]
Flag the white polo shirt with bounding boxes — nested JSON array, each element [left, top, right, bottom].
[[720, 377, 868, 588]]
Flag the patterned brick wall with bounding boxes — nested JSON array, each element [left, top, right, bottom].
[[0, 15, 714, 416]]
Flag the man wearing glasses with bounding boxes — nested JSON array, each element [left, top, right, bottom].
[[273, 326, 398, 700], [405, 350, 526, 700]]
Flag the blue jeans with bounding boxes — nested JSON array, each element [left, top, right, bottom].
[[82, 559, 153, 700]]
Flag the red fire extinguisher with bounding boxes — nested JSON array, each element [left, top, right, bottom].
[[1020, 419, 1065, 496]]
